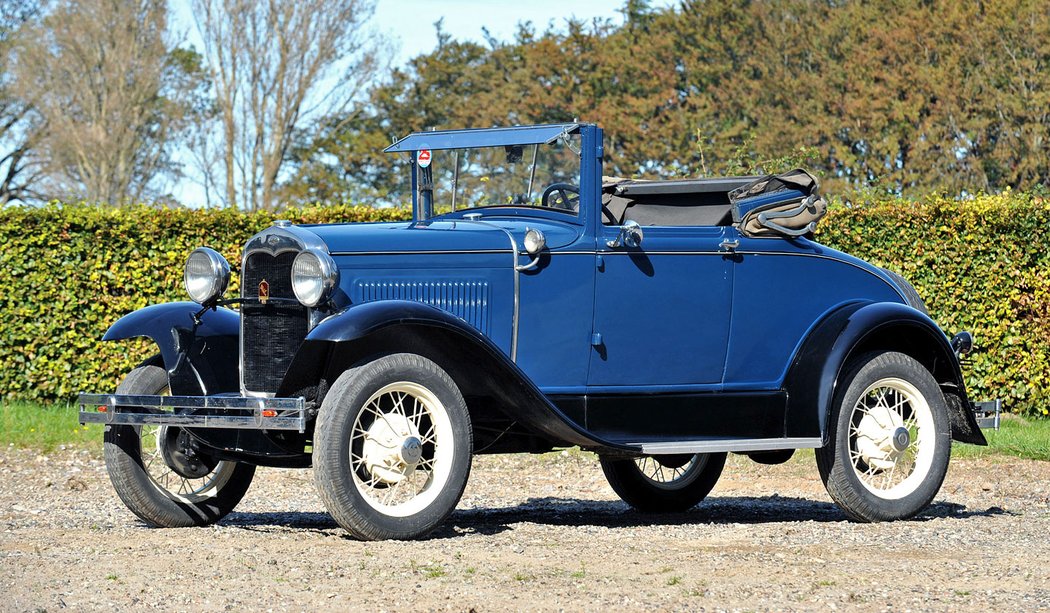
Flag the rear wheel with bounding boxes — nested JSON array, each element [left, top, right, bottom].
[[313, 354, 472, 540], [600, 452, 726, 512], [103, 361, 255, 527], [816, 351, 951, 521]]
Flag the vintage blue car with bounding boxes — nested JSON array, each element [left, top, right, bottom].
[[80, 123, 987, 540]]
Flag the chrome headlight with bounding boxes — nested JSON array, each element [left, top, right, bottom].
[[523, 228, 546, 255], [184, 247, 230, 305], [291, 249, 338, 307]]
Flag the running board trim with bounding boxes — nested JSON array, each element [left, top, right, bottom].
[[632, 437, 823, 455]]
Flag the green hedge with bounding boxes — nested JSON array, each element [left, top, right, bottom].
[[818, 191, 1049, 416], [0, 204, 410, 404], [1, 195, 1046, 415]]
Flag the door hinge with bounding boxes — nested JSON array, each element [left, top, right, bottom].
[[591, 332, 603, 347]]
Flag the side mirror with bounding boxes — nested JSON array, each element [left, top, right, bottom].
[[607, 219, 643, 249]]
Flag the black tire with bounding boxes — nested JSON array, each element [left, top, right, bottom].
[[816, 351, 951, 522], [313, 354, 473, 540], [600, 452, 726, 512], [103, 361, 256, 527]]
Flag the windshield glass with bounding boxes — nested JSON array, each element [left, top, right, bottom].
[[416, 133, 581, 219]]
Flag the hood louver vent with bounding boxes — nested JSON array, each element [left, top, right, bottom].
[[355, 280, 491, 334]]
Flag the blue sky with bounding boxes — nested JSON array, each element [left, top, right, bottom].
[[374, 0, 643, 65]]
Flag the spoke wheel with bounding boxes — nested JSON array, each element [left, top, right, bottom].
[[600, 452, 726, 513], [349, 382, 454, 517], [103, 360, 255, 527], [817, 351, 951, 522], [314, 354, 472, 540], [847, 377, 934, 500]]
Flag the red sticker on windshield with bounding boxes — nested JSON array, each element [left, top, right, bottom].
[[417, 149, 432, 168]]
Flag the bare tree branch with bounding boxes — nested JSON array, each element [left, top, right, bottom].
[[12, 0, 201, 204], [191, 0, 386, 210]]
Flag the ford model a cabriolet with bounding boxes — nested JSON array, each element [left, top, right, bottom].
[[80, 123, 987, 540]]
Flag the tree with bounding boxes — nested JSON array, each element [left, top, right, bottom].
[[0, 0, 42, 204], [192, 0, 385, 210], [13, 0, 203, 204], [283, 0, 1050, 202]]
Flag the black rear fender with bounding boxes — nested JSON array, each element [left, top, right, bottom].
[[279, 300, 629, 452], [103, 302, 240, 395], [784, 301, 986, 446]]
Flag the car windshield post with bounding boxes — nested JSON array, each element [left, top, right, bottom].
[[526, 144, 539, 201], [450, 150, 460, 211], [418, 153, 434, 219]]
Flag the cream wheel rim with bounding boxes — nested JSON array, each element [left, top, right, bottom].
[[349, 381, 453, 517], [848, 377, 935, 500], [633, 454, 707, 491]]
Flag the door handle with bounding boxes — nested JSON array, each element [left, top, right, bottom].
[[719, 239, 740, 252]]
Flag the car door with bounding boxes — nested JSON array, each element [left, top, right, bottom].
[[587, 225, 735, 387]]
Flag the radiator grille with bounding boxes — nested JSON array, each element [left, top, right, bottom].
[[356, 280, 490, 334], [241, 251, 308, 392]]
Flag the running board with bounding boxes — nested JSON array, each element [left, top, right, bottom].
[[625, 437, 823, 455]]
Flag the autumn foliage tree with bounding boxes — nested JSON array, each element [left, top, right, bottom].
[[282, 0, 1050, 205]]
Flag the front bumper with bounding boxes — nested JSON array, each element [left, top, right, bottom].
[[78, 394, 307, 432]]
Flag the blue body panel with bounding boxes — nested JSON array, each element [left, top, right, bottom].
[[724, 237, 905, 389], [590, 225, 733, 388]]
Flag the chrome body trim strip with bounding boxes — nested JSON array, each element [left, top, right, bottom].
[[456, 220, 523, 362], [77, 393, 307, 432], [634, 436, 823, 455], [328, 249, 510, 256]]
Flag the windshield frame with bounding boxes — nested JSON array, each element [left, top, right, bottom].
[[390, 124, 600, 230]]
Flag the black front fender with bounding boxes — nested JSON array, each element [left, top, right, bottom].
[[279, 300, 631, 452], [784, 301, 986, 445], [104, 302, 240, 395]]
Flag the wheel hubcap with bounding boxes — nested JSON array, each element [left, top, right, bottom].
[[361, 413, 423, 484], [891, 426, 911, 452]]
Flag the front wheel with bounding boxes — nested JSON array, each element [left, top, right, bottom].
[[313, 354, 473, 540], [816, 351, 951, 522], [600, 452, 726, 512], [103, 361, 256, 527]]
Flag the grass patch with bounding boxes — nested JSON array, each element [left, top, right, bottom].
[[952, 415, 1050, 462], [0, 402, 102, 453]]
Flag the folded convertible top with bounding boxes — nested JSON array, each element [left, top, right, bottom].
[[730, 169, 827, 238]]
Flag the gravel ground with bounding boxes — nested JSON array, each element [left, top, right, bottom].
[[1, 444, 1048, 612]]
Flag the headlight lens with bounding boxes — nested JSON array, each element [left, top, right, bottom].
[[523, 228, 546, 255], [184, 247, 230, 305], [291, 249, 338, 307]]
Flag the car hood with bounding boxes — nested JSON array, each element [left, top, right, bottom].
[[302, 218, 582, 255]]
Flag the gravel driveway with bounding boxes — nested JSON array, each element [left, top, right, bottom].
[[1, 445, 1048, 611]]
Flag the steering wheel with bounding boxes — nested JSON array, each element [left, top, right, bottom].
[[541, 183, 580, 211]]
